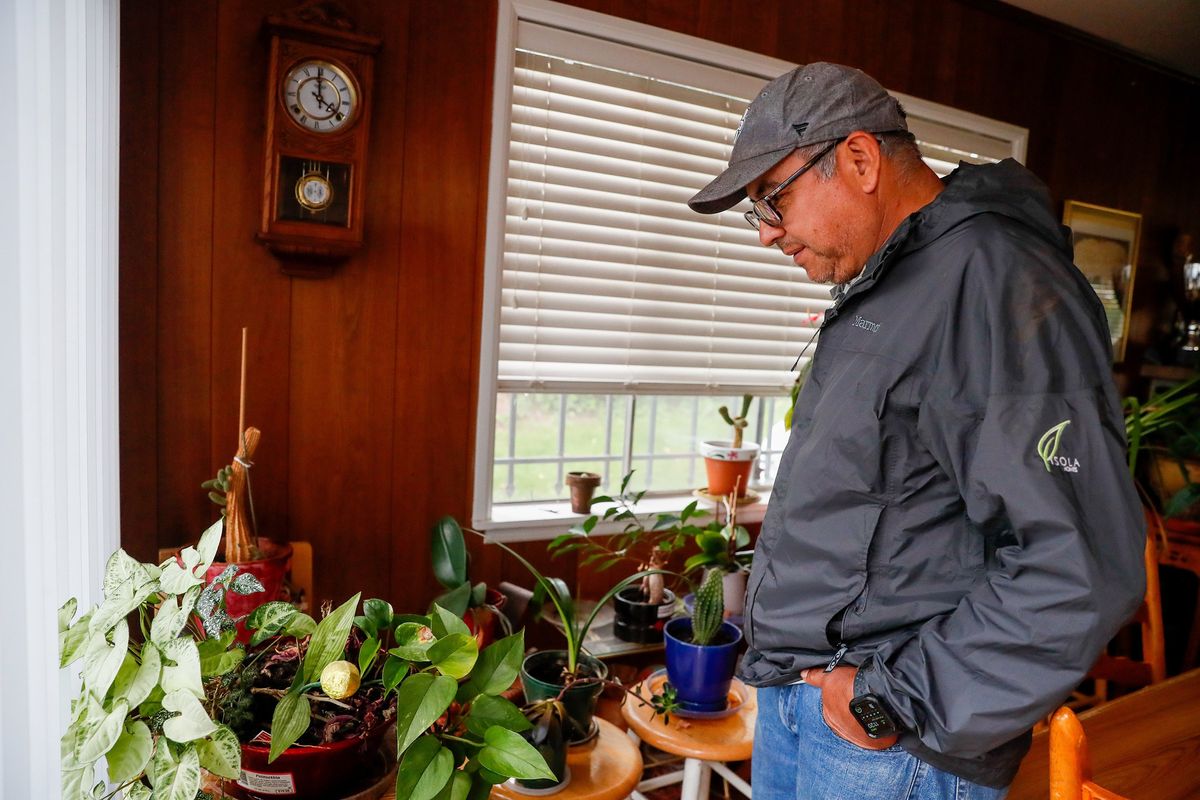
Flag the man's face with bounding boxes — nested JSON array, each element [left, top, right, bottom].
[[745, 145, 877, 285]]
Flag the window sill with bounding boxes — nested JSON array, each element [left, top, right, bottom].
[[474, 490, 771, 543]]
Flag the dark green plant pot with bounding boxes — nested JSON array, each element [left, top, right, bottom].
[[517, 710, 568, 791], [520, 650, 608, 744]]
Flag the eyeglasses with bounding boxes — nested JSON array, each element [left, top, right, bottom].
[[743, 139, 841, 230]]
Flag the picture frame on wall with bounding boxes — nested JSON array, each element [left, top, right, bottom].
[[1063, 200, 1143, 362]]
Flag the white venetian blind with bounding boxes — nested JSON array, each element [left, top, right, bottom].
[[498, 22, 832, 396]]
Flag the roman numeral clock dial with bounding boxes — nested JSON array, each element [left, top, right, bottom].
[[284, 60, 357, 133], [258, 8, 380, 275]]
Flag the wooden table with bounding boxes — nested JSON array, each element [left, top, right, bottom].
[[1008, 668, 1200, 800], [378, 717, 641, 800]]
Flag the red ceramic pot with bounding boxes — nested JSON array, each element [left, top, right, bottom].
[[463, 588, 508, 649], [232, 727, 386, 800], [205, 539, 293, 642]]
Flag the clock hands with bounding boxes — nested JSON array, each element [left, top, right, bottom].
[[311, 80, 338, 115]]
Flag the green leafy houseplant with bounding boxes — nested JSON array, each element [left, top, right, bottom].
[[683, 491, 752, 576], [216, 592, 554, 800], [1124, 375, 1200, 518], [59, 518, 262, 800], [548, 469, 707, 603], [440, 515, 671, 741], [430, 516, 509, 648]]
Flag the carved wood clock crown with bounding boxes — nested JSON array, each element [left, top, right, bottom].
[[259, 1, 381, 277]]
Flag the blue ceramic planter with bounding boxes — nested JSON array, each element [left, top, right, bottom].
[[663, 617, 742, 712]]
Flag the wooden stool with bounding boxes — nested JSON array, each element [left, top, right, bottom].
[[376, 718, 640, 800], [377, 718, 639, 800], [622, 675, 756, 800]]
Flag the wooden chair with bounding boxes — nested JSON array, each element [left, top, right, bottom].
[[1049, 707, 1130, 800], [1070, 513, 1166, 708]]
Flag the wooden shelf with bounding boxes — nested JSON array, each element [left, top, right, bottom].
[[1140, 364, 1198, 381]]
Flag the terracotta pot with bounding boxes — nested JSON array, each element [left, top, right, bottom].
[[565, 471, 602, 513], [700, 440, 760, 498], [205, 539, 293, 642]]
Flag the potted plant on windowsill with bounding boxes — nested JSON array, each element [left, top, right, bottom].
[[548, 470, 704, 644], [701, 394, 760, 498], [683, 489, 753, 618], [663, 567, 743, 713]]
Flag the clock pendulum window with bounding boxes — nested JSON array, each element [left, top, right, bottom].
[[257, 8, 380, 276]]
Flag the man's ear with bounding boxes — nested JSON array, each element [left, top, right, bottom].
[[841, 131, 881, 194]]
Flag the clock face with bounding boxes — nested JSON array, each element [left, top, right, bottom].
[[282, 59, 357, 133]]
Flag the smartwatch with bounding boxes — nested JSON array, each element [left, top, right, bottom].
[[850, 663, 899, 738], [848, 693, 899, 739]]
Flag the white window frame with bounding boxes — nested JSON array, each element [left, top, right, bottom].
[[474, 0, 1027, 541]]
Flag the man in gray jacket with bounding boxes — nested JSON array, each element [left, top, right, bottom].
[[688, 63, 1145, 799]]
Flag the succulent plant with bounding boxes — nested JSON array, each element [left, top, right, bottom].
[[691, 567, 725, 646], [718, 394, 753, 448]]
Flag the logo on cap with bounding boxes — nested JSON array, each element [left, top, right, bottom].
[[733, 109, 749, 143]]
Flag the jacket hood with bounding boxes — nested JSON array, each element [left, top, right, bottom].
[[912, 158, 1071, 256], [832, 159, 1072, 310]]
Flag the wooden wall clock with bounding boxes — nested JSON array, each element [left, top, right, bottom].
[[259, 2, 381, 276]]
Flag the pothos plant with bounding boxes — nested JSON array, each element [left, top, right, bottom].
[[216, 592, 554, 800], [58, 518, 264, 800]]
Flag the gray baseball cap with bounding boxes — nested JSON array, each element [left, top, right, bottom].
[[688, 63, 908, 214]]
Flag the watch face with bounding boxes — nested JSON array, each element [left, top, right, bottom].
[[282, 59, 357, 133]]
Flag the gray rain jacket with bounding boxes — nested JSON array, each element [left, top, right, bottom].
[[740, 159, 1145, 787]]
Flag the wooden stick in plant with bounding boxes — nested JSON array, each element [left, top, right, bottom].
[[238, 326, 248, 445], [225, 426, 261, 562]]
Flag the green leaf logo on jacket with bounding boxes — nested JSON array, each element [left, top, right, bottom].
[[1036, 419, 1075, 473]]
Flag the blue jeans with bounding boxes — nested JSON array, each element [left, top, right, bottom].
[[753, 683, 1008, 800]]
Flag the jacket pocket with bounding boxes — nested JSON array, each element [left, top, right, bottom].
[[824, 504, 885, 647], [748, 502, 885, 654]]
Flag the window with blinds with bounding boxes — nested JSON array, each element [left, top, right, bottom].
[[501, 25, 825, 396], [476, 1, 1027, 527]]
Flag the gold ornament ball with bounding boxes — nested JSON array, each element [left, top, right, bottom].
[[320, 660, 361, 699]]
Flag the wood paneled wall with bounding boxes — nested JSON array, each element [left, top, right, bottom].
[[120, 0, 1200, 612]]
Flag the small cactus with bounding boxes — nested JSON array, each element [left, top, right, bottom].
[[718, 394, 753, 448], [691, 567, 725, 645]]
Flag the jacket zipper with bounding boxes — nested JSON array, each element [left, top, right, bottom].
[[825, 642, 848, 672]]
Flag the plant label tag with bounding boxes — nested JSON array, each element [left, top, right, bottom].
[[237, 770, 297, 795]]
